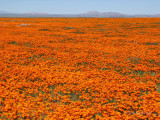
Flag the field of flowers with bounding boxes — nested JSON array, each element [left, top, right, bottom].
[[0, 18, 160, 119]]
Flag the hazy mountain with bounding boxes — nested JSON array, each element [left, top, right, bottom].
[[102, 12, 128, 17], [83, 11, 101, 16], [0, 10, 160, 18], [24, 12, 48, 15], [152, 14, 160, 17], [0, 10, 14, 14], [81, 11, 128, 17]]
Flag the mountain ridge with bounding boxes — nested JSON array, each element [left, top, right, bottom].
[[0, 10, 160, 18]]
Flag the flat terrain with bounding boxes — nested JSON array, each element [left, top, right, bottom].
[[0, 18, 160, 119]]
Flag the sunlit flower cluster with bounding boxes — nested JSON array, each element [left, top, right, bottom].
[[0, 18, 160, 119]]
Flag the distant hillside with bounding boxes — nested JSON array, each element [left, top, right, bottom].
[[0, 10, 14, 14], [24, 12, 48, 15], [0, 10, 160, 18], [81, 11, 128, 17]]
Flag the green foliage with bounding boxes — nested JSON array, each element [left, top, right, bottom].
[[128, 57, 141, 64], [8, 41, 17, 44], [70, 91, 80, 101], [146, 42, 159, 45], [156, 82, 160, 93], [66, 27, 73, 29], [38, 29, 50, 31]]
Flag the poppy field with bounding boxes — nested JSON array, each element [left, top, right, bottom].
[[0, 18, 160, 119]]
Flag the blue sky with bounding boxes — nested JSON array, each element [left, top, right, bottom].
[[0, 0, 160, 14]]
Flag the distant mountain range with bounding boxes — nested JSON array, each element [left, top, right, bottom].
[[0, 10, 160, 18], [0, 10, 14, 14], [24, 12, 49, 15]]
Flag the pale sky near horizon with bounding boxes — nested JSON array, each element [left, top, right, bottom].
[[0, 0, 160, 14]]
